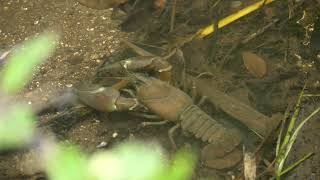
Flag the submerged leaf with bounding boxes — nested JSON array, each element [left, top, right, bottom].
[[242, 51, 267, 78]]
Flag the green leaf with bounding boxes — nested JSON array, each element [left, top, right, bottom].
[[276, 85, 305, 173], [44, 144, 89, 180], [0, 104, 35, 149], [157, 148, 196, 180], [280, 152, 314, 176], [1, 32, 58, 94], [89, 141, 166, 180]]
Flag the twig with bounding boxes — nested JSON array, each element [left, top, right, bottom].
[[211, 0, 221, 8], [287, 0, 294, 19], [170, 0, 177, 32]]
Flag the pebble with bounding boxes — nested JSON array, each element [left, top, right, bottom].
[[112, 132, 118, 138], [96, 141, 108, 148], [66, 84, 73, 88]]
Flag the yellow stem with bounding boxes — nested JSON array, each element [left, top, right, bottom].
[[196, 0, 276, 39]]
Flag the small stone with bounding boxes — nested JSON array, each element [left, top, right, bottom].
[[112, 132, 118, 138], [96, 141, 108, 148], [87, 28, 94, 31], [66, 84, 73, 88]]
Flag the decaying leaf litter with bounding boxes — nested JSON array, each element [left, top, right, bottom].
[[1, 0, 320, 179]]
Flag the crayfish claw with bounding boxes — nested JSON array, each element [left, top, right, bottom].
[[74, 85, 120, 112], [74, 85, 140, 112]]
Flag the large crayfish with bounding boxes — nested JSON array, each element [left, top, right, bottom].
[[74, 43, 244, 169]]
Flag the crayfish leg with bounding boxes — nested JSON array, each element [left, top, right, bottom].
[[168, 123, 180, 150]]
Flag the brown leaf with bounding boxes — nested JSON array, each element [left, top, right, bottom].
[[242, 51, 267, 78]]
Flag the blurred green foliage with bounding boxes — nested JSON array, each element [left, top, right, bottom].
[[1, 32, 58, 94], [44, 144, 90, 180], [87, 142, 195, 180], [0, 32, 57, 149], [0, 32, 195, 180], [157, 148, 196, 180], [0, 104, 35, 148]]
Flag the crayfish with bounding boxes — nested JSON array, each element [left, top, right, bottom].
[[73, 41, 244, 169]]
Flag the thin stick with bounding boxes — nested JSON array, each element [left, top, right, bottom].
[[212, 0, 222, 8], [170, 0, 177, 32]]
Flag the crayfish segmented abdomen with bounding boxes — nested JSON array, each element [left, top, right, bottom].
[[179, 104, 243, 169], [179, 104, 243, 152]]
